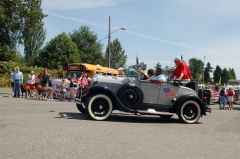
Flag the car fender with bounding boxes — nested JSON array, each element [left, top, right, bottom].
[[86, 85, 138, 113], [171, 94, 207, 116]]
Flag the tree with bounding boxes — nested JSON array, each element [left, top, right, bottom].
[[203, 62, 213, 83], [0, 0, 23, 60], [154, 62, 161, 68], [221, 68, 232, 85], [188, 58, 204, 81], [229, 68, 236, 79], [69, 25, 103, 65], [22, 0, 47, 63], [104, 38, 127, 69], [35, 32, 80, 69], [0, 0, 47, 61], [213, 65, 222, 83]]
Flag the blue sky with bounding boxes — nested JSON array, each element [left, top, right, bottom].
[[41, 0, 240, 78]]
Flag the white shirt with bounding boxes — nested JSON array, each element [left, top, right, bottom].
[[28, 74, 35, 84]]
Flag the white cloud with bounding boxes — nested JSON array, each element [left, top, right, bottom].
[[42, 0, 126, 10]]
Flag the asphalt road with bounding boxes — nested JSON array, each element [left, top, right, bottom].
[[0, 88, 240, 159]]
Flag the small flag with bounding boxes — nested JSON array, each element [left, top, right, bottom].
[[80, 75, 88, 88], [136, 55, 139, 65]]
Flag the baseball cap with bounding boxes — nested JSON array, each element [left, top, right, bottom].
[[31, 71, 34, 73], [156, 67, 164, 72], [174, 57, 181, 61]]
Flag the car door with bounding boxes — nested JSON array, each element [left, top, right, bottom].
[[140, 80, 161, 104], [157, 83, 180, 105]]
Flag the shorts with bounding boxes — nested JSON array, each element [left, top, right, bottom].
[[228, 96, 234, 102], [11, 82, 14, 87], [41, 83, 48, 87], [27, 83, 35, 89], [60, 91, 66, 94]]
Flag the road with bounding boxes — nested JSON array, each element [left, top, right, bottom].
[[0, 88, 240, 159]]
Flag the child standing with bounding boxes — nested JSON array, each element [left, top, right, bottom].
[[60, 79, 67, 102], [27, 71, 36, 98]]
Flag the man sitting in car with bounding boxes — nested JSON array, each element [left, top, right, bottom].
[[146, 67, 167, 83]]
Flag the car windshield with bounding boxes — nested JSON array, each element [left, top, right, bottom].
[[126, 65, 142, 76]]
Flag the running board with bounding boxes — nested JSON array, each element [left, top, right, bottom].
[[137, 109, 176, 115]]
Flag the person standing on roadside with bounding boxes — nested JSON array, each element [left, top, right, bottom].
[[227, 87, 235, 110], [27, 71, 36, 98], [10, 67, 16, 95], [69, 73, 78, 102], [12, 67, 23, 97], [40, 69, 50, 100], [219, 86, 227, 110], [60, 79, 67, 102], [41, 69, 50, 87]]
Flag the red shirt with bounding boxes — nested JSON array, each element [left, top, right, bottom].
[[173, 62, 192, 79]]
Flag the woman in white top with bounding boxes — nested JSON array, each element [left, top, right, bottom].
[[27, 71, 36, 97]]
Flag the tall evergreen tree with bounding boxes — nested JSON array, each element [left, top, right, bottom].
[[213, 65, 222, 83], [229, 68, 236, 79], [221, 68, 232, 85], [104, 38, 127, 69], [204, 62, 213, 83], [69, 25, 103, 65]]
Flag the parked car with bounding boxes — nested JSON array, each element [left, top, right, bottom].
[[75, 65, 211, 124]]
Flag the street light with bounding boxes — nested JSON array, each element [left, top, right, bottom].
[[108, 16, 126, 68]]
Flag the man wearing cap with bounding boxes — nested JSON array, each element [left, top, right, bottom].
[[219, 86, 227, 110], [146, 67, 167, 83], [28, 71, 36, 97], [169, 57, 192, 82]]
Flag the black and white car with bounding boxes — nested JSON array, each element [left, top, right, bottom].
[[75, 65, 211, 124]]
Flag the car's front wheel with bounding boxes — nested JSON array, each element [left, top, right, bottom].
[[178, 100, 201, 124], [86, 93, 113, 120], [76, 103, 86, 114]]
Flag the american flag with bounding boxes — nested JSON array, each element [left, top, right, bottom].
[[212, 91, 219, 97], [80, 75, 88, 88]]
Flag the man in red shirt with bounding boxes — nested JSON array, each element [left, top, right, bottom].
[[169, 57, 192, 82]]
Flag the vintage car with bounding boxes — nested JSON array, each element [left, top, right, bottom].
[[75, 65, 211, 124]]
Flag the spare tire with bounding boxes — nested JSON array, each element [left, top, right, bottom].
[[117, 84, 144, 109]]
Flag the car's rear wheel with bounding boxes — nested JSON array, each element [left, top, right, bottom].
[[86, 93, 113, 120], [76, 103, 86, 114], [159, 115, 173, 119], [178, 100, 201, 124]]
